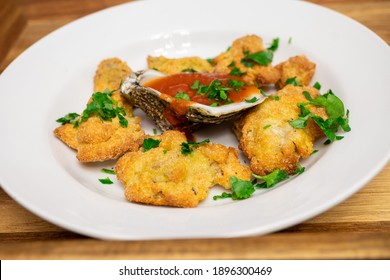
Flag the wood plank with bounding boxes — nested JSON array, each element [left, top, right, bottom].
[[0, 232, 389, 259], [0, 0, 26, 62]]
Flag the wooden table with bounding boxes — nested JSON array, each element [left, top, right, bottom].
[[0, 0, 389, 259]]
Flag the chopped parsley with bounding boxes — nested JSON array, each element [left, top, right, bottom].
[[263, 124, 271, 129], [142, 138, 161, 152], [174, 92, 191, 101], [241, 50, 273, 67], [245, 97, 260, 103], [252, 169, 289, 189], [302, 91, 313, 101], [181, 68, 197, 72], [56, 89, 128, 128], [99, 177, 113, 184], [228, 61, 246, 77], [191, 79, 232, 102], [213, 176, 255, 200], [80, 89, 128, 128], [267, 37, 280, 51], [214, 168, 300, 201], [181, 139, 210, 155], [293, 164, 305, 175], [285, 76, 301, 86], [313, 81, 322, 90], [101, 168, 115, 175], [227, 79, 245, 92], [270, 95, 280, 101], [289, 89, 351, 143], [56, 112, 80, 127]]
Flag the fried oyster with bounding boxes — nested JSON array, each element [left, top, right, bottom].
[[275, 55, 316, 89], [233, 85, 328, 176], [115, 130, 251, 208], [147, 55, 213, 74], [212, 34, 280, 86], [54, 58, 145, 162]]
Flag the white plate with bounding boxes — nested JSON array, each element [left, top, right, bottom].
[[0, 0, 389, 240]]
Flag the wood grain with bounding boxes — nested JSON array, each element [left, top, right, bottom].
[[0, 0, 389, 259], [0, 0, 26, 62]]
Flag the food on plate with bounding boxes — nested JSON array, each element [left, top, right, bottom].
[[93, 58, 133, 93], [275, 55, 316, 89], [53, 34, 351, 206], [121, 69, 265, 132], [147, 55, 212, 74], [115, 130, 251, 207], [233, 85, 328, 176], [212, 35, 280, 86], [54, 58, 145, 162]]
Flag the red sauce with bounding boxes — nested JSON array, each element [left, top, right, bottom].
[[144, 72, 259, 132], [144, 72, 258, 116]]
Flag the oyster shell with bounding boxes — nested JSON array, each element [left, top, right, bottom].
[[120, 70, 266, 132]]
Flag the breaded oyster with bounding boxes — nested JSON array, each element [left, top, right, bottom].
[[275, 55, 316, 89], [212, 35, 280, 86], [115, 130, 251, 208], [233, 85, 327, 176], [54, 58, 145, 162], [147, 55, 213, 74]]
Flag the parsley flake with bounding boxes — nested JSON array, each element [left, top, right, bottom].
[[267, 37, 280, 51], [174, 92, 191, 101], [245, 97, 260, 103], [289, 90, 351, 143], [142, 138, 161, 152], [99, 177, 113, 184], [80, 90, 128, 128], [253, 169, 289, 189], [181, 139, 210, 155], [241, 50, 273, 67], [56, 112, 80, 127], [101, 168, 115, 175]]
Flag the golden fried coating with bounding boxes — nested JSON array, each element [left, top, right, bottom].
[[54, 106, 145, 162], [275, 55, 316, 89], [212, 35, 280, 86], [54, 58, 145, 162], [233, 85, 327, 176], [93, 58, 132, 93], [115, 130, 251, 208], [147, 55, 212, 74]]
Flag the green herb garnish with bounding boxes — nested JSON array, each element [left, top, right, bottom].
[[56, 112, 80, 127], [174, 92, 191, 101], [214, 169, 293, 200], [241, 50, 273, 67], [313, 81, 322, 90], [245, 97, 260, 103], [289, 89, 351, 143], [267, 38, 279, 51], [101, 168, 115, 175], [285, 76, 301, 86], [181, 139, 210, 155], [142, 138, 161, 152], [253, 169, 289, 189], [227, 79, 245, 92], [228, 61, 246, 77], [213, 176, 255, 200], [181, 68, 197, 72], [263, 124, 271, 129], [99, 177, 113, 184], [80, 90, 128, 128]]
